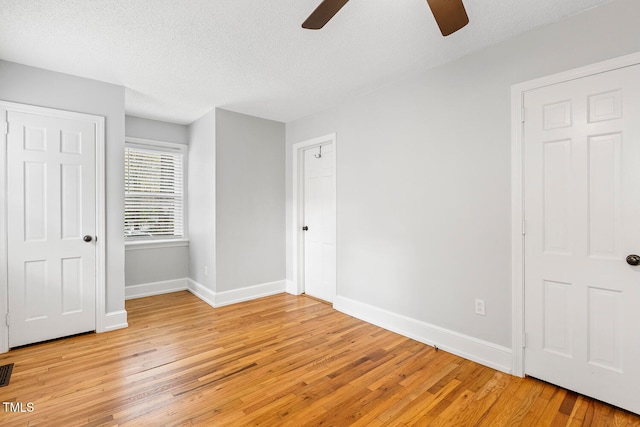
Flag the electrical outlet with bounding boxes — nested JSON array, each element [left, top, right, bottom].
[[475, 299, 486, 316]]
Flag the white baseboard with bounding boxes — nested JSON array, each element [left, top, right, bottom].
[[333, 295, 513, 374], [216, 280, 286, 307], [187, 279, 217, 308], [187, 279, 286, 308], [125, 278, 189, 300], [101, 310, 128, 332]]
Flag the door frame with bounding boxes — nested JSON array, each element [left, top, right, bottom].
[[0, 100, 106, 353], [510, 52, 640, 377], [290, 133, 337, 299]]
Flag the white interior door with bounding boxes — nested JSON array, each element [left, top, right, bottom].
[[524, 64, 640, 413], [7, 110, 97, 347], [303, 144, 335, 302]]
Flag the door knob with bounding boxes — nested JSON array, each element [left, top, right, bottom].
[[626, 254, 640, 266], [83, 235, 93, 242], [302, 226, 309, 231]]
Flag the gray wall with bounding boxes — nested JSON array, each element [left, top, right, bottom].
[[126, 115, 188, 145], [285, 0, 640, 348], [187, 108, 286, 293], [124, 115, 189, 286], [188, 109, 217, 289], [0, 59, 126, 315], [125, 245, 189, 286], [215, 109, 285, 292]]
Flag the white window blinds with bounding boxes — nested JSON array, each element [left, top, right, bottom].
[[124, 144, 184, 239]]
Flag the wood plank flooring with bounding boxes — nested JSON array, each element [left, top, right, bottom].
[[1, 291, 639, 426]]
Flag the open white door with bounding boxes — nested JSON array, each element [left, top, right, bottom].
[[303, 143, 336, 303], [292, 134, 337, 303], [6, 108, 98, 347], [523, 64, 640, 413]]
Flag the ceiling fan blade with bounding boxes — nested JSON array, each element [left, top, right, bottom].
[[426, 0, 469, 36], [302, 0, 350, 30]]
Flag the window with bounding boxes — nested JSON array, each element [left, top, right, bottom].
[[124, 139, 186, 241]]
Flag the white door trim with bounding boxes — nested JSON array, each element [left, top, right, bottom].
[[510, 52, 640, 376], [290, 133, 337, 298], [0, 100, 106, 354]]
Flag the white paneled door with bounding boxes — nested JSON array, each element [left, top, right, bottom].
[[524, 64, 640, 413], [303, 144, 335, 302], [7, 110, 97, 347]]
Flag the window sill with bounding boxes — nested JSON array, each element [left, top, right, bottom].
[[125, 239, 189, 251]]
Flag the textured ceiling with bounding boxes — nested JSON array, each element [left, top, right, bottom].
[[0, 0, 613, 124]]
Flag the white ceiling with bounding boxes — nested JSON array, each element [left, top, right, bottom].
[[0, 0, 613, 125]]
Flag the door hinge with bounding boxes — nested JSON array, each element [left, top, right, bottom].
[[2, 122, 7, 135], [522, 220, 526, 235], [522, 332, 527, 348], [5, 314, 9, 327], [521, 107, 526, 123]]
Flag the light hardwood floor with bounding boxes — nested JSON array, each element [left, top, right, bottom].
[[1, 291, 639, 426]]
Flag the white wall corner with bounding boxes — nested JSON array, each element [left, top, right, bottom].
[[286, 280, 300, 295], [101, 310, 128, 332], [187, 278, 217, 308], [215, 280, 286, 307], [333, 296, 513, 375], [0, 325, 8, 354], [125, 278, 189, 300]]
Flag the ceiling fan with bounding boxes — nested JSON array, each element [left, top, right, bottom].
[[302, 0, 469, 36]]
